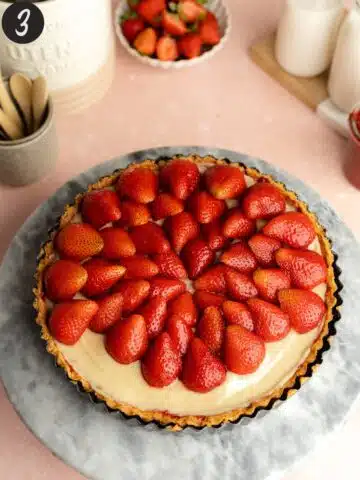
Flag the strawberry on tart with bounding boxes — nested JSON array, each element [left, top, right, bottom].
[[34, 155, 339, 430]]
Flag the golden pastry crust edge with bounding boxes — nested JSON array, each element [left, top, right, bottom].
[[33, 155, 339, 431]]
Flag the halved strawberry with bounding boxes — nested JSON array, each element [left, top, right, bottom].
[[193, 291, 225, 310], [181, 238, 215, 279], [167, 291, 197, 326], [222, 300, 254, 331], [253, 268, 291, 303], [141, 332, 181, 387], [121, 16, 145, 44], [181, 337, 226, 393], [152, 193, 184, 220], [164, 211, 200, 253], [100, 227, 136, 259], [138, 296, 167, 339], [263, 212, 316, 249], [220, 241, 258, 274], [81, 259, 126, 297], [149, 277, 186, 301], [199, 12, 221, 45], [278, 289, 326, 334], [44, 260, 88, 302], [166, 315, 194, 355], [224, 325, 265, 374], [117, 200, 150, 227], [275, 248, 327, 290], [121, 255, 159, 279], [188, 191, 226, 224], [205, 165, 246, 199], [162, 11, 187, 36], [81, 190, 121, 229], [197, 306, 225, 354], [248, 298, 290, 342], [133, 27, 157, 55], [130, 222, 170, 254], [225, 268, 258, 301], [137, 0, 166, 24], [156, 35, 179, 61], [242, 183, 286, 220], [105, 315, 148, 364], [248, 233, 282, 267], [178, 0, 206, 23], [178, 33, 202, 58], [89, 293, 124, 333], [201, 219, 227, 251], [222, 208, 256, 238], [55, 223, 104, 261], [112, 279, 150, 314], [153, 250, 186, 279], [160, 159, 200, 200], [194, 264, 227, 294], [116, 167, 158, 204], [49, 300, 99, 345]]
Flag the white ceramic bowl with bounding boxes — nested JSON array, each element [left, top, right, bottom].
[[114, 0, 231, 69]]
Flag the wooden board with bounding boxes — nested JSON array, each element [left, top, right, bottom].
[[249, 33, 329, 111]]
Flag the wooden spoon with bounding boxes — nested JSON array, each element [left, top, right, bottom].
[[32, 76, 48, 132], [9, 73, 33, 134], [0, 75, 23, 130], [0, 128, 9, 141], [0, 107, 24, 140]]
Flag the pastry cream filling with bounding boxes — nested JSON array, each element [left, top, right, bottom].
[[52, 170, 328, 416]]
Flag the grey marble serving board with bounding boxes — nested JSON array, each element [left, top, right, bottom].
[[1, 146, 360, 480]]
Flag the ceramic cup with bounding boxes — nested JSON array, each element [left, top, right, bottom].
[[0, 97, 57, 186], [0, 0, 115, 114]]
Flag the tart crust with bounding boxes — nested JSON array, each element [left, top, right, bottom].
[[33, 155, 339, 431]]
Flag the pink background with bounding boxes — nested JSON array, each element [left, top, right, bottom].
[[0, 1, 359, 478]]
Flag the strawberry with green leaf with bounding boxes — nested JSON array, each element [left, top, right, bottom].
[[121, 11, 145, 44]]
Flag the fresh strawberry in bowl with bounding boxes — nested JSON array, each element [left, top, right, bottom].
[[121, 11, 145, 44], [115, 0, 231, 68]]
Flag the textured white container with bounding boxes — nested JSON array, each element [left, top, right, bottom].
[[114, 0, 231, 69], [0, 0, 115, 113], [275, 0, 344, 77], [328, 1, 360, 113]]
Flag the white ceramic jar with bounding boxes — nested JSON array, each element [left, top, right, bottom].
[[275, 0, 344, 77], [0, 0, 115, 113], [328, 1, 360, 113]]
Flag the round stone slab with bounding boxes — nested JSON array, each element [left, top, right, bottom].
[[1, 146, 360, 480]]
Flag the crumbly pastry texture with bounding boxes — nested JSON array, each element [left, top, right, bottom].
[[34, 155, 340, 431]]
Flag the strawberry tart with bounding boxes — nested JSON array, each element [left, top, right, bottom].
[[34, 155, 339, 429]]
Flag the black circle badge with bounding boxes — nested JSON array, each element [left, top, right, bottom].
[[2, 2, 44, 44]]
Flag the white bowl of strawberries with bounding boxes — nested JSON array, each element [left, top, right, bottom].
[[115, 0, 231, 67]]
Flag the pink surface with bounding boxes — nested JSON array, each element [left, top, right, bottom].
[[1, 1, 359, 479]]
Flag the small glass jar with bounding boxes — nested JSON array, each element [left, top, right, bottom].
[[275, 0, 344, 77]]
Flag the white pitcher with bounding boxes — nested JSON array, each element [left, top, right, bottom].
[[275, 0, 344, 77], [328, 0, 360, 113], [0, 0, 115, 113]]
